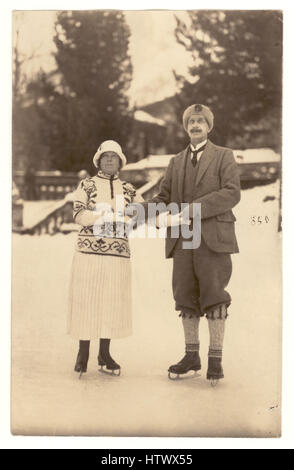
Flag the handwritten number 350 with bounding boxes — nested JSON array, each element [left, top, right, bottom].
[[250, 216, 270, 225]]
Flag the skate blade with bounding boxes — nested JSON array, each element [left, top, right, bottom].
[[98, 366, 121, 377], [168, 370, 201, 381], [210, 379, 219, 387]]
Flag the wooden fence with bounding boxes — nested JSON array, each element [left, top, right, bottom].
[[13, 171, 79, 200], [12, 177, 163, 235], [12, 159, 281, 235]]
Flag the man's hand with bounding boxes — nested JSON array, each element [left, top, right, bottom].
[[156, 211, 188, 228]]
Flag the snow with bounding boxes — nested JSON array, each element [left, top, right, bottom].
[[23, 200, 66, 228], [134, 110, 166, 127], [123, 154, 175, 171], [123, 148, 280, 173], [233, 148, 280, 164], [11, 182, 281, 437]]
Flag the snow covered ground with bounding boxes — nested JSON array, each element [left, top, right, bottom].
[[11, 182, 281, 437], [22, 200, 63, 228]]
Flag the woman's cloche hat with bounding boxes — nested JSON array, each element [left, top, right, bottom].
[[93, 140, 127, 168]]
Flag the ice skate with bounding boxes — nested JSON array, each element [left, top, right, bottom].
[[74, 350, 89, 379], [168, 352, 201, 380], [98, 354, 121, 376], [206, 357, 224, 386]]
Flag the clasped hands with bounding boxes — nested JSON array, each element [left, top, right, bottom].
[[93, 202, 133, 225], [94, 203, 190, 229]]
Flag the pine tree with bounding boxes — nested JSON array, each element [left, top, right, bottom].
[[26, 10, 133, 172], [174, 10, 282, 150]]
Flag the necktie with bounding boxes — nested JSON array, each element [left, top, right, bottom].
[[191, 144, 206, 167]]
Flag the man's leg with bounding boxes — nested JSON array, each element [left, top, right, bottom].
[[206, 305, 228, 380], [168, 315, 201, 374], [182, 315, 200, 354], [193, 239, 232, 380], [172, 244, 201, 317], [169, 244, 202, 375]]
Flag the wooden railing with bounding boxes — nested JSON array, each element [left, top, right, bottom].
[[13, 177, 163, 235], [12, 158, 281, 235], [15, 200, 73, 235], [137, 177, 163, 200], [13, 171, 79, 200], [13, 160, 280, 202]]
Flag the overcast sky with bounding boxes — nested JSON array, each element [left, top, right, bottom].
[[13, 10, 192, 106]]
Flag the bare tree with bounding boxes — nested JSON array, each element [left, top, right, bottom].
[[12, 12, 41, 104]]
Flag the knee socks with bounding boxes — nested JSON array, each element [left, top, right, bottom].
[[182, 315, 200, 353], [206, 304, 228, 359]]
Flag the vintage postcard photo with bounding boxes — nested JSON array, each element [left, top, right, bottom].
[[11, 9, 282, 437]]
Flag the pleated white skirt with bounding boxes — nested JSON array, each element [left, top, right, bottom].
[[67, 251, 132, 339]]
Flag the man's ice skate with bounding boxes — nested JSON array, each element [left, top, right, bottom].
[[98, 354, 121, 376], [206, 357, 224, 387], [168, 352, 201, 380]]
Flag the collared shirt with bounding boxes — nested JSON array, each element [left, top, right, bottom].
[[190, 139, 207, 161]]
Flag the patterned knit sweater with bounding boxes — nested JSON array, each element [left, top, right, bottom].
[[73, 172, 140, 258]]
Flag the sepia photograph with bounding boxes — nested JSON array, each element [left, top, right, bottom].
[[10, 7, 283, 438]]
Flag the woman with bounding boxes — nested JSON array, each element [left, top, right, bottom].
[[68, 140, 143, 377]]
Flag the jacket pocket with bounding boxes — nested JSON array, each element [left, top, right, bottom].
[[216, 211, 236, 244]]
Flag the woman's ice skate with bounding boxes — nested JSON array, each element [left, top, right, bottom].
[[74, 349, 89, 379], [98, 354, 121, 376]]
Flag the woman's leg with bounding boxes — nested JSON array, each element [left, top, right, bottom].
[[98, 338, 120, 371], [74, 340, 90, 373]]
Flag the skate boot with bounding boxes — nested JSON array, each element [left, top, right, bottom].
[[206, 356, 224, 387], [74, 341, 90, 379], [168, 352, 201, 380], [98, 353, 121, 376], [74, 351, 89, 379]]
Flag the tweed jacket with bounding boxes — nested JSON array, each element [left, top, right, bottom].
[[149, 140, 241, 257]]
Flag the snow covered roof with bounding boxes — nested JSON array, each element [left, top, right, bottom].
[[134, 110, 166, 127], [124, 154, 175, 170], [125, 148, 280, 171], [124, 148, 280, 172], [233, 148, 280, 164]]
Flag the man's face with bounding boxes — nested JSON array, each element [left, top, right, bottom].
[[187, 114, 209, 143], [99, 152, 121, 175]]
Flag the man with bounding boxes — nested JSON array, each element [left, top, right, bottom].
[[139, 104, 241, 383]]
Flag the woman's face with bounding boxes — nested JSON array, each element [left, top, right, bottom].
[[99, 152, 121, 175]]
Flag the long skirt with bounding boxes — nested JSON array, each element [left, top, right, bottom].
[[67, 251, 132, 339]]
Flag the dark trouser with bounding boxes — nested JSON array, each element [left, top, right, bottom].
[[172, 237, 232, 317]]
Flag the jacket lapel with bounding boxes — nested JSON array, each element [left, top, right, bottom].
[[177, 145, 190, 200], [195, 140, 216, 187]]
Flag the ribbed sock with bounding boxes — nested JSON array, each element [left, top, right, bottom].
[[206, 305, 227, 358], [182, 315, 200, 353]]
